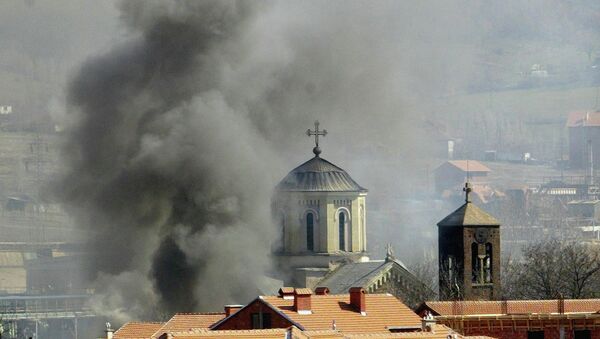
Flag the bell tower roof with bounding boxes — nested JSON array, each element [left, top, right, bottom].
[[437, 183, 499, 227]]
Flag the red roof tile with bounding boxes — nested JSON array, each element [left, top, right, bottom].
[[446, 160, 490, 173], [261, 293, 422, 333], [295, 288, 313, 295], [113, 322, 164, 339], [166, 327, 291, 338], [154, 313, 225, 337], [423, 299, 600, 316], [567, 110, 600, 127]]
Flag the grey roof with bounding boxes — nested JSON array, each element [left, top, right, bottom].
[[277, 156, 367, 192], [317, 259, 410, 294], [437, 202, 500, 227]]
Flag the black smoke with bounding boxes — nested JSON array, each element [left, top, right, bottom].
[[58, 1, 279, 318]]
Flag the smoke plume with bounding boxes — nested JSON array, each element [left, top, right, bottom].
[[59, 1, 281, 319], [54, 0, 600, 322]]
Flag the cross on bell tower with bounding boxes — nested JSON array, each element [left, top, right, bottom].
[[463, 182, 472, 203], [306, 120, 327, 157]]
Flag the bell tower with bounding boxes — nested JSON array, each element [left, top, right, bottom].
[[437, 182, 501, 300]]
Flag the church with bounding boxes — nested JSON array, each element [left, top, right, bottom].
[[271, 121, 430, 307]]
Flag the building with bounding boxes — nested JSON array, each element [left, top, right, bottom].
[[273, 122, 369, 273], [434, 160, 490, 195], [110, 288, 468, 338], [437, 183, 501, 301], [316, 247, 433, 308], [112, 313, 227, 339], [567, 110, 600, 170], [272, 121, 428, 305], [113, 322, 165, 339], [418, 299, 600, 339]]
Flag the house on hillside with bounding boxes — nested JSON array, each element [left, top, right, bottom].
[[434, 160, 491, 195], [567, 110, 600, 170]]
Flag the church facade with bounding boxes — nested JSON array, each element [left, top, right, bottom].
[[272, 122, 430, 307]]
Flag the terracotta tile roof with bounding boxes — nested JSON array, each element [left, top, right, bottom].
[[168, 326, 469, 339], [302, 329, 344, 338], [567, 110, 600, 127], [261, 293, 422, 333], [338, 325, 466, 338], [423, 299, 600, 316], [164, 327, 291, 338], [279, 287, 294, 294], [445, 160, 491, 173], [154, 313, 225, 337], [113, 322, 164, 339], [295, 288, 313, 295]]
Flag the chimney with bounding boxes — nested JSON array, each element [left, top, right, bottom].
[[558, 293, 565, 314], [349, 287, 366, 315], [315, 287, 329, 295], [421, 311, 436, 332], [105, 322, 114, 339], [278, 287, 295, 300], [294, 288, 312, 314], [224, 304, 243, 317]]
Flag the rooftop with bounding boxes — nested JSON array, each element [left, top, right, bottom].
[[566, 110, 600, 128], [113, 322, 164, 339], [437, 201, 500, 227], [165, 325, 462, 338], [421, 299, 600, 317], [258, 293, 422, 333], [165, 327, 291, 338], [277, 156, 367, 192], [317, 259, 410, 295], [440, 160, 491, 173], [153, 313, 225, 337]]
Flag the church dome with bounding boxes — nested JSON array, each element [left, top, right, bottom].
[[277, 156, 367, 192]]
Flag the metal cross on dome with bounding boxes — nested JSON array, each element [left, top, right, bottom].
[[306, 120, 327, 156], [306, 120, 327, 147]]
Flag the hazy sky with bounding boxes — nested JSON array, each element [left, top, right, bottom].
[[2, 0, 600, 323]]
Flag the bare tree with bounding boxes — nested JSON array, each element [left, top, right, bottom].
[[400, 258, 438, 308], [504, 239, 600, 299]]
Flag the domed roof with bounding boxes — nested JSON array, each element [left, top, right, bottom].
[[277, 156, 367, 192]]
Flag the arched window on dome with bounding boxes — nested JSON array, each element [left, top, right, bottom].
[[306, 212, 314, 251], [338, 210, 351, 251], [339, 212, 345, 250], [279, 213, 285, 252]]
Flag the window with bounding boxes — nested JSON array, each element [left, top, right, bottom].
[[471, 242, 479, 283], [527, 331, 544, 339], [251, 312, 271, 329], [279, 214, 285, 252], [339, 212, 346, 251], [306, 212, 314, 251], [575, 330, 591, 339]]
